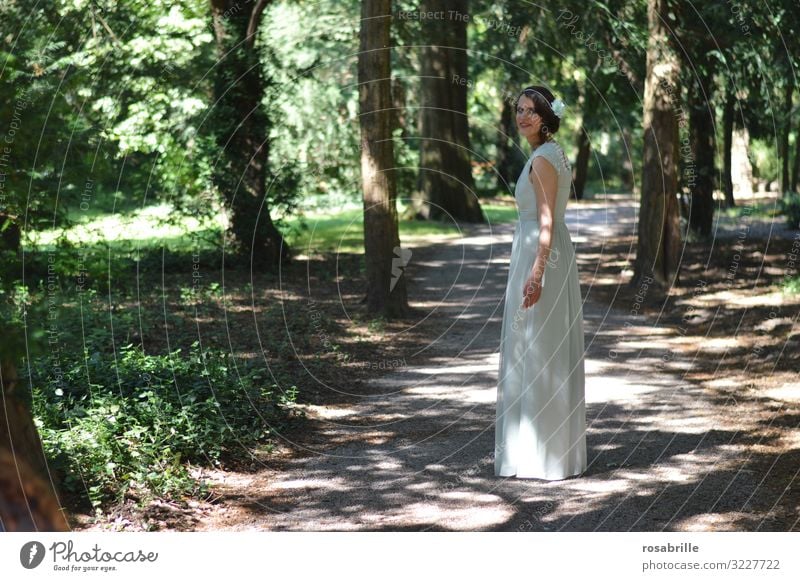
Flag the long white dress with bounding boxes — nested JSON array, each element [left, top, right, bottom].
[[494, 140, 587, 480]]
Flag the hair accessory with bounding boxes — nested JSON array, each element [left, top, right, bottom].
[[550, 98, 566, 118]]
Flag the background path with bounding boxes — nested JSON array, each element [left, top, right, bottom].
[[194, 197, 799, 532]]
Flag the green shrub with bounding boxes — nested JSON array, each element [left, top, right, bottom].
[[29, 341, 300, 508], [783, 275, 800, 295], [778, 193, 800, 229]]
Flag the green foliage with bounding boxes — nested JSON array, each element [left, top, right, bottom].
[[783, 275, 800, 295], [1, 1, 213, 226], [778, 193, 800, 229], [0, 282, 44, 367], [262, 0, 361, 206], [29, 339, 300, 507], [749, 139, 781, 183]]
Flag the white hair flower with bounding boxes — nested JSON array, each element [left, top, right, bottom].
[[550, 98, 566, 118]]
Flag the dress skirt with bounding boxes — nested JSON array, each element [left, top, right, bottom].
[[494, 216, 587, 479]]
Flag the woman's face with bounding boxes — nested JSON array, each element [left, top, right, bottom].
[[515, 95, 542, 140]]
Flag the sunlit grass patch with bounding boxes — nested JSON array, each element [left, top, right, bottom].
[[25, 199, 518, 259], [281, 202, 463, 255], [27, 203, 227, 253]]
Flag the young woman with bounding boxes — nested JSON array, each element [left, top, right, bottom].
[[494, 85, 587, 480]]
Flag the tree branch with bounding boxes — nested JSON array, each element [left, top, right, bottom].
[[246, 0, 270, 50]]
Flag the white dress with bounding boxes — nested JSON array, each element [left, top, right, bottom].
[[494, 140, 587, 480]]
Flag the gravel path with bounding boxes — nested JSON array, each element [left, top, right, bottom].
[[193, 198, 799, 532]]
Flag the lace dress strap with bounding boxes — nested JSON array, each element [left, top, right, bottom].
[[531, 141, 569, 176]]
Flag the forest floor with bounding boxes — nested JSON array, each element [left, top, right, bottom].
[[70, 194, 800, 531]]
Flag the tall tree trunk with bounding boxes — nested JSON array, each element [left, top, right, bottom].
[[359, 0, 409, 317], [687, 66, 716, 238], [1, 358, 69, 531], [621, 126, 635, 194], [779, 80, 794, 195], [418, 0, 484, 222], [779, 78, 794, 196], [209, 0, 289, 268], [634, 0, 682, 290], [0, 213, 21, 253], [572, 88, 596, 200], [722, 88, 736, 208], [494, 96, 525, 193], [572, 126, 591, 200], [792, 122, 800, 193]]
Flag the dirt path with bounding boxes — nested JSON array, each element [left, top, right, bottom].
[[185, 197, 800, 532]]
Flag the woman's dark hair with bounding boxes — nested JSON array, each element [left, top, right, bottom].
[[518, 85, 560, 143]]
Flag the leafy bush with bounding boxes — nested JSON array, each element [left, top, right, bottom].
[[783, 275, 800, 295], [29, 341, 300, 508], [778, 193, 800, 229]]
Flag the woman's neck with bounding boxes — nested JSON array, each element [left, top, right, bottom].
[[527, 135, 551, 149]]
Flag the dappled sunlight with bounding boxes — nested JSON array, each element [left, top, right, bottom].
[[395, 499, 514, 530], [762, 382, 800, 403], [677, 512, 761, 532], [28, 202, 226, 248], [567, 477, 637, 495], [686, 289, 800, 308], [775, 428, 800, 450], [588, 323, 673, 338], [634, 414, 728, 433], [297, 404, 359, 419], [584, 368, 664, 403], [273, 478, 350, 491]]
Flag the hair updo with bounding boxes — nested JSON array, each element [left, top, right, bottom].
[[518, 85, 560, 143]]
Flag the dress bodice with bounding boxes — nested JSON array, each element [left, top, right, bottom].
[[514, 140, 572, 222]]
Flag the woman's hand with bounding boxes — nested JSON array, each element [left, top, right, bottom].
[[522, 265, 544, 309]]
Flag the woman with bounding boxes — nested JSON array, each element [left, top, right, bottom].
[[494, 85, 587, 480]]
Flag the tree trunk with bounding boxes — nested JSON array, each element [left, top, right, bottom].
[[633, 0, 682, 290], [209, 0, 289, 268], [722, 88, 735, 208], [572, 87, 597, 200], [494, 96, 525, 193], [573, 126, 591, 200], [780, 78, 794, 196], [418, 0, 484, 222], [621, 126, 635, 194], [0, 213, 21, 253], [359, 0, 409, 317], [792, 121, 800, 193], [1, 358, 69, 531], [687, 66, 716, 238]]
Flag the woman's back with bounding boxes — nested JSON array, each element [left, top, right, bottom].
[[514, 140, 573, 223]]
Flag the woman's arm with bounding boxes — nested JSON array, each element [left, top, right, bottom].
[[522, 154, 558, 308]]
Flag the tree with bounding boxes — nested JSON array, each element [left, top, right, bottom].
[[416, 0, 484, 222], [685, 50, 717, 238], [721, 86, 737, 207], [741, 1, 800, 198], [208, 0, 289, 268], [468, 0, 536, 195], [633, 0, 681, 289], [1, 358, 69, 531], [358, 0, 409, 317], [494, 94, 527, 194], [778, 71, 795, 196]]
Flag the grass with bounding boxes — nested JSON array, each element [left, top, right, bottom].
[[27, 202, 226, 254], [28, 199, 483, 258], [282, 207, 462, 255], [481, 203, 520, 224], [716, 199, 782, 220]]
